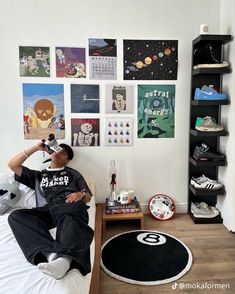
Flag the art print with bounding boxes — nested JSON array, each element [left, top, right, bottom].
[[23, 83, 65, 139], [55, 47, 86, 78], [105, 84, 134, 114], [138, 85, 175, 138], [71, 118, 100, 147], [124, 40, 178, 80], [105, 118, 133, 146], [19, 46, 50, 77], [71, 84, 100, 113], [89, 38, 117, 80]]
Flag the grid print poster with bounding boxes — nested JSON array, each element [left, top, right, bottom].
[[123, 40, 178, 80], [138, 84, 175, 138], [71, 118, 100, 147], [105, 118, 133, 146], [105, 84, 134, 114], [89, 38, 117, 80]]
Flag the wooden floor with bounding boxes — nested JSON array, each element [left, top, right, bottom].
[[99, 213, 235, 294]]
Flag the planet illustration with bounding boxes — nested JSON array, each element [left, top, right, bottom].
[[136, 61, 144, 68], [164, 48, 171, 56], [158, 52, 164, 58], [144, 56, 152, 65], [152, 55, 158, 61]]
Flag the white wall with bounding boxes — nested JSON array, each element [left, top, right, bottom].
[[0, 0, 221, 211], [218, 0, 235, 231]]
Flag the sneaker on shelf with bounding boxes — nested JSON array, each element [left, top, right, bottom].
[[195, 116, 224, 132], [193, 43, 229, 69], [192, 142, 225, 161], [194, 85, 227, 100], [191, 202, 219, 218], [190, 175, 223, 190]]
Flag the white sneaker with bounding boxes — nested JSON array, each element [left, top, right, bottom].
[[191, 175, 223, 190], [193, 61, 229, 69], [191, 202, 219, 218]]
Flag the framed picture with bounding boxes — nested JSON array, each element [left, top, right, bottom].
[[104, 118, 133, 146], [71, 118, 100, 147], [55, 47, 86, 78], [137, 84, 175, 138], [89, 38, 117, 80], [23, 83, 65, 139], [123, 40, 178, 80], [19, 46, 50, 77], [71, 84, 100, 113], [105, 84, 134, 114]]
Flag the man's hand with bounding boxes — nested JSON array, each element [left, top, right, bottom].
[[65, 192, 84, 203]]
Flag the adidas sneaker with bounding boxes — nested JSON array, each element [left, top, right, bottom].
[[190, 175, 223, 190], [195, 116, 224, 132]]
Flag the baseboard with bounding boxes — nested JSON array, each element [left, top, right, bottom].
[[141, 203, 187, 214]]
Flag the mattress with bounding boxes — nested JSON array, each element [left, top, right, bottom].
[[0, 188, 96, 294]]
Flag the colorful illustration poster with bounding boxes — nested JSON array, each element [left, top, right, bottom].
[[138, 85, 175, 138], [105, 84, 134, 114], [19, 46, 50, 77], [105, 118, 133, 146], [71, 118, 100, 147], [89, 38, 117, 80], [23, 83, 65, 139], [55, 47, 86, 78], [71, 84, 99, 113], [124, 40, 178, 80]]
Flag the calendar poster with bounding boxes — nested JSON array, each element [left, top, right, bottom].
[[105, 118, 133, 146], [89, 38, 117, 80], [105, 84, 134, 114], [71, 118, 100, 147], [138, 84, 175, 138]]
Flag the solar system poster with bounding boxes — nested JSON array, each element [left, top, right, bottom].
[[89, 38, 117, 80], [71, 84, 100, 113], [71, 118, 100, 147], [124, 40, 178, 80], [22, 83, 65, 140], [138, 84, 175, 138], [105, 84, 134, 114], [55, 47, 86, 78]]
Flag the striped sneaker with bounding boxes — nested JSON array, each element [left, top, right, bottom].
[[190, 175, 223, 190]]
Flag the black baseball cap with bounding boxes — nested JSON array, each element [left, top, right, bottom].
[[59, 143, 74, 161]]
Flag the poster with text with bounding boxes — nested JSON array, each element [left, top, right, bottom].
[[19, 46, 50, 77], [124, 40, 178, 80], [71, 84, 100, 113], [138, 85, 175, 138], [105, 84, 134, 114], [71, 118, 100, 147], [55, 47, 86, 78], [23, 83, 65, 139], [105, 118, 133, 146], [89, 38, 117, 80]]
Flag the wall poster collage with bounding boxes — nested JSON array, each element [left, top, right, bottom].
[[19, 39, 178, 146]]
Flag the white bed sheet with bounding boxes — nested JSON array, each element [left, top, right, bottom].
[[0, 197, 96, 294]]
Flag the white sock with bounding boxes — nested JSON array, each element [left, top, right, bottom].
[[45, 252, 58, 263], [37, 256, 72, 279]]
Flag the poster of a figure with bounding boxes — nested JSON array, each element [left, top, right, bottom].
[[23, 83, 65, 139], [105, 84, 134, 114], [55, 47, 86, 78], [71, 118, 100, 147], [71, 84, 99, 113], [124, 40, 178, 80], [89, 38, 117, 80], [138, 84, 175, 138], [19, 46, 50, 77]]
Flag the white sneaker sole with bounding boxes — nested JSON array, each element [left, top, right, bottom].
[[193, 61, 229, 69], [195, 126, 224, 132]]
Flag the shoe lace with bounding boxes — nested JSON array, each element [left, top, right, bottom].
[[208, 44, 220, 63]]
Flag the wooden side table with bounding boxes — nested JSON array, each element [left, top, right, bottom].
[[101, 204, 144, 232]]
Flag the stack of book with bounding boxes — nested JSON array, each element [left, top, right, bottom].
[[105, 197, 141, 214]]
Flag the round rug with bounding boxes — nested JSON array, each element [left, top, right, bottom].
[[101, 230, 193, 285]]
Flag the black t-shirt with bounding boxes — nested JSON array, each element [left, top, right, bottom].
[[15, 166, 92, 206]]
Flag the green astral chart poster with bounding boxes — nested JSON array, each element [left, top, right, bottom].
[[138, 84, 175, 138]]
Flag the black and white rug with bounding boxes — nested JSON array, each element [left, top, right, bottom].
[[101, 230, 193, 285]]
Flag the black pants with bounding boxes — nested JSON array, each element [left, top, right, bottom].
[[8, 201, 94, 275]]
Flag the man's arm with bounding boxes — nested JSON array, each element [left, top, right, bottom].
[[8, 142, 46, 177]]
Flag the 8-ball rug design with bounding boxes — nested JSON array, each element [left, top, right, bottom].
[[101, 230, 193, 285]]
